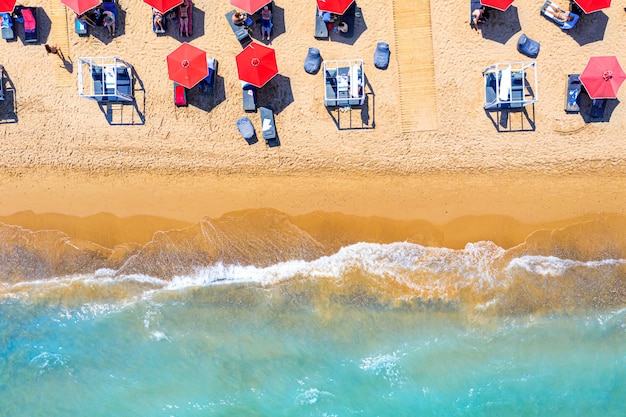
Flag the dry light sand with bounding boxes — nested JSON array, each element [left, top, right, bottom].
[[0, 0, 625, 249]]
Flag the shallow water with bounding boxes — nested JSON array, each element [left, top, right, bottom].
[[1, 212, 625, 415]]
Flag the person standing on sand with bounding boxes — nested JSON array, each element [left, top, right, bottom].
[[44, 44, 65, 62]]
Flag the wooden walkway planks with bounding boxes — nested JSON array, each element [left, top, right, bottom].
[[48, 1, 73, 87], [392, 0, 438, 132]]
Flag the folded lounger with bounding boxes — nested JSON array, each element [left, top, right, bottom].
[[174, 83, 188, 107], [1, 13, 15, 41], [199, 58, 217, 94], [304, 47, 322, 74], [178, 0, 192, 37], [242, 82, 257, 112], [225, 9, 252, 47], [236, 116, 255, 141], [589, 99, 607, 120], [374, 42, 390, 70], [153, 10, 167, 34], [259, 106, 277, 145], [541, 0, 579, 30], [21, 7, 37, 43], [517, 34, 540, 58], [564, 74, 581, 113], [314, 7, 328, 39]]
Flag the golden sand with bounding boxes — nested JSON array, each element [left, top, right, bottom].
[[0, 0, 625, 251]]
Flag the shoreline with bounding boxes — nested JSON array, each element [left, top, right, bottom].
[[0, 167, 624, 249]]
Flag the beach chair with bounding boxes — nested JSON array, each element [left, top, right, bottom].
[[564, 74, 581, 113], [153, 10, 167, 35], [174, 83, 187, 107], [314, 8, 329, 39], [75, 18, 89, 36], [1, 13, 15, 41], [236, 116, 256, 143], [225, 9, 252, 47], [541, 0, 578, 30], [374, 42, 390, 70], [589, 99, 606, 120], [242, 82, 257, 112], [20, 7, 38, 43], [517, 34, 540, 58], [178, 0, 192, 37], [259, 106, 277, 146], [199, 58, 217, 95], [304, 47, 322, 74]]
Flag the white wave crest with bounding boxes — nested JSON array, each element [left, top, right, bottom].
[[295, 388, 334, 405], [507, 256, 625, 277], [359, 350, 404, 386]]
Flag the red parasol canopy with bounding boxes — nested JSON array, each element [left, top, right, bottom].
[[579, 56, 626, 99], [167, 42, 208, 89], [143, 0, 182, 14], [61, 0, 101, 15], [572, 0, 611, 14], [480, 0, 515, 11], [0, 0, 17, 13], [236, 42, 278, 88], [317, 0, 354, 15], [230, 0, 271, 15]]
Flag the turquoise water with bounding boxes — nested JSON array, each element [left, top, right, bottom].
[[1, 275, 625, 416]]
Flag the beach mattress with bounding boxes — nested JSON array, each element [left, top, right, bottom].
[[374, 42, 390, 70], [517, 34, 540, 59], [304, 47, 322, 74]]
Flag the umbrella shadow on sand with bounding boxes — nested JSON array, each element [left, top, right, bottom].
[[257, 74, 293, 114], [480, 6, 521, 44], [565, 11, 608, 46]]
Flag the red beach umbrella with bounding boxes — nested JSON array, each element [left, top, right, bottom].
[[61, 0, 101, 15], [317, 0, 354, 15], [579, 56, 626, 99], [143, 0, 182, 14], [572, 0, 611, 14], [480, 0, 515, 11], [167, 42, 208, 89], [236, 43, 278, 88], [230, 0, 270, 15], [0, 0, 17, 13]]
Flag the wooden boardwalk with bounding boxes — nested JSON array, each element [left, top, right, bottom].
[[48, 1, 73, 87], [392, 0, 438, 132]]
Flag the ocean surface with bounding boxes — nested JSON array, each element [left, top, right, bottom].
[[1, 211, 625, 416]]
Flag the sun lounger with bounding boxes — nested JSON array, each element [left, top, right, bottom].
[[314, 7, 328, 39], [304, 47, 322, 74], [20, 7, 38, 43], [589, 99, 606, 120], [236, 116, 256, 142], [1, 13, 15, 41], [374, 42, 390, 70], [0, 65, 4, 101], [541, 0, 578, 30], [517, 34, 540, 58], [242, 82, 257, 112], [153, 10, 167, 35], [174, 83, 187, 107], [225, 9, 252, 47], [199, 58, 217, 95], [259, 106, 277, 145], [564, 74, 581, 113]]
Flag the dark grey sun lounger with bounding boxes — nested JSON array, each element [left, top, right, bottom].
[[259, 106, 277, 145], [242, 82, 257, 112], [314, 7, 328, 39], [564, 74, 581, 113], [589, 99, 607, 120], [225, 9, 252, 47]]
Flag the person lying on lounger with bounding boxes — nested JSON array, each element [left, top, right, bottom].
[[153, 8, 165, 32], [542, 3, 575, 23]]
